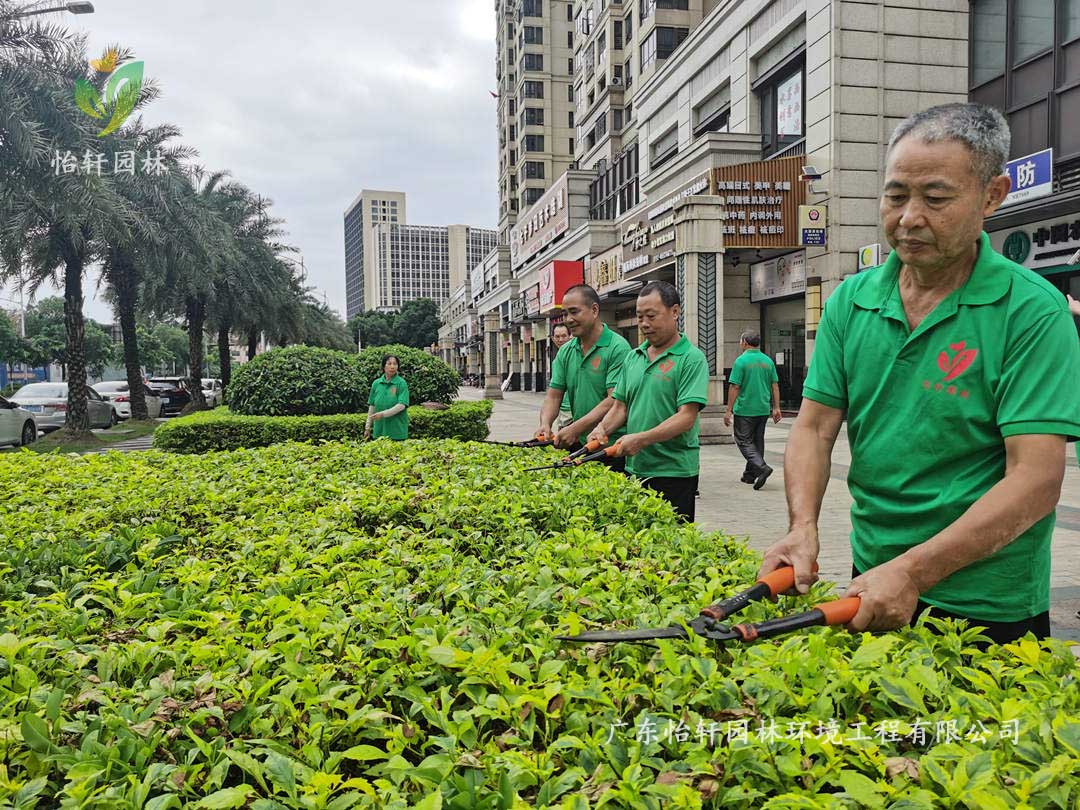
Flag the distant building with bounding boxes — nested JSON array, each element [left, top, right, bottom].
[[343, 190, 497, 318]]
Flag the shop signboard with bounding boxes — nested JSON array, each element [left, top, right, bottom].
[[712, 156, 806, 248], [509, 174, 570, 269], [538, 260, 585, 313], [1003, 148, 1053, 208], [777, 72, 803, 137], [990, 214, 1080, 272], [470, 258, 486, 300], [858, 243, 881, 271], [750, 250, 806, 303], [510, 294, 525, 323], [586, 246, 624, 293], [524, 284, 541, 317]]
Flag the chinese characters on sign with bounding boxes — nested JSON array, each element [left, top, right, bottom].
[[777, 72, 803, 137], [586, 247, 623, 294], [606, 716, 1021, 749], [713, 156, 807, 248], [510, 176, 570, 269], [990, 214, 1080, 272], [751, 250, 806, 302], [1002, 148, 1053, 208], [52, 150, 169, 176]]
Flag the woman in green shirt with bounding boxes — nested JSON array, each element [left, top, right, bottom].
[[364, 355, 410, 441]]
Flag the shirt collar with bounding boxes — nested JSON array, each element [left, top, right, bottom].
[[853, 231, 1011, 311], [375, 375, 401, 386], [634, 332, 691, 358]]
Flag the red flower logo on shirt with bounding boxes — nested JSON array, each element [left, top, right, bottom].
[[391, 386, 397, 395], [937, 341, 978, 382], [658, 359, 675, 376], [591, 355, 602, 371]]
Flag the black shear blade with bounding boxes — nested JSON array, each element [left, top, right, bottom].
[[557, 625, 690, 643]]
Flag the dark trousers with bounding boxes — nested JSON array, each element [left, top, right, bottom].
[[733, 415, 769, 475], [852, 565, 1050, 646], [639, 475, 699, 522]]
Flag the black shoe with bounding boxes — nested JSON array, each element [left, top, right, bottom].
[[740, 472, 756, 484], [753, 465, 773, 490]]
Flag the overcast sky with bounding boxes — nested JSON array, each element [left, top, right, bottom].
[[4, 1, 499, 323]]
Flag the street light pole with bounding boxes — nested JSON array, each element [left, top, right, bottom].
[[12, 2, 95, 18]]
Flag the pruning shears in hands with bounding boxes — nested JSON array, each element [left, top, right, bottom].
[[523, 437, 623, 472], [478, 430, 555, 448], [557, 565, 861, 646]]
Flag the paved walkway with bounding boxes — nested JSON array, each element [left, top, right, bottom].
[[460, 387, 1080, 642]]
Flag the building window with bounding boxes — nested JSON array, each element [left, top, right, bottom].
[[524, 134, 545, 151], [570, 137, 575, 153], [971, 0, 1006, 87], [598, 31, 607, 57], [524, 106, 545, 125], [524, 161, 545, 179], [567, 2, 573, 20], [625, 12, 632, 41], [757, 58, 804, 157], [522, 0, 542, 17], [569, 83, 574, 101], [509, 125, 516, 139], [694, 85, 730, 137], [640, 0, 688, 19], [524, 187, 544, 206], [590, 143, 638, 220], [524, 25, 543, 44], [523, 53, 544, 71], [613, 107, 623, 130], [640, 27, 688, 71], [1012, 0, 1052, 64], [568, 111, 574, 127], [614, 20, 623, 50], [624, 57, 633, 87], [1067, 0, 1080, 41], [568, 30, 574, 48], [524, 80, 544, 98], [650, 125, 678, 169], [568, 57, 574, 73]]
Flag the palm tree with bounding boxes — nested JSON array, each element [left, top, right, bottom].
[[0, 29, 149, 434]]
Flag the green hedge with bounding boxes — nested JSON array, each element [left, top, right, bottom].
[[355, 344, 460, 408], [226, 345, 368, 416], [0, 441, 1078, 807], [153, 401, 492, 452]]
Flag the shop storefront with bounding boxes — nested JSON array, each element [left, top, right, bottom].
[[750, 250, 807, 408]]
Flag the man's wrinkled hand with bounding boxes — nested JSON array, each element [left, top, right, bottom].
[[757, 526, 820, 595], [844, 558, 921, 632], [613, 433, 648, 457], [554, 426, 578, 448]]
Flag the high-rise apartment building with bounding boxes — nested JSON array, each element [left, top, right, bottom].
[[573, 0, 719, 221], [370, 224, 498, 311], [495, 0, 578, 244], [344, 190, 496, 317], [343, 190, 406, 319]]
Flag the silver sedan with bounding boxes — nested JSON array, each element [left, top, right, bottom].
[[10, 382, 117, 432]]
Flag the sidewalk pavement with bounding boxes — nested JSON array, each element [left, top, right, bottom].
[[459, 386, 1080, 642]]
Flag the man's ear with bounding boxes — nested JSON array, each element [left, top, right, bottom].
[[671, 303, 681, 323], [983, 173, 1011, 217]]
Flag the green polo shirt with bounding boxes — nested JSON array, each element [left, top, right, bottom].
[[549, 325, 632, 440], [369, 375, 409, 441], [729, 348, 779, 417], [804, 231, 1080, 622], [612, 333, 710, 478]]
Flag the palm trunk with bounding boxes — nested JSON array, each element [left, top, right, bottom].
[[112, 249, 148, 420], [247, 328, 258, 361], [186, 296, 207, 410], [218, 323, 232, 390], [62, 250, 90, 435]]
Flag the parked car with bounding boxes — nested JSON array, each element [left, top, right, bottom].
[[148, 378, 192, 416], [0, 395, 37, 447], [92, 381, 162, 419], [10, 382, 117, 432], [201, 378, 223, 408]]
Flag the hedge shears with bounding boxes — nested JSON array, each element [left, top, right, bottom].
[[477, 430, 555, 449], [557, 565, 861, 646], [523, 438, 621, 472]]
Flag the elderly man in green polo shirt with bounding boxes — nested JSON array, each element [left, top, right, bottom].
[[538, 285, 632, 470], [758, 102, 1080, 645], [588, 280, 710, 521]]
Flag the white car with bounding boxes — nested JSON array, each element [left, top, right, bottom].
[[0, 395, 37, 447], [10, 382, 117, 432], [202, 378, 223, 408], [92, 381, 162, 419]]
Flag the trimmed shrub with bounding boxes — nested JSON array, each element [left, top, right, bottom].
[[0, 441, 1078, 807], [226, 345, 367, 416], [153, 400, 492, 452], [355, 343, 459, 407]]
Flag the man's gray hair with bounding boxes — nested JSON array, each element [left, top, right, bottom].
[[740, 331, 761, 347], [887, 103, 1011, 185]]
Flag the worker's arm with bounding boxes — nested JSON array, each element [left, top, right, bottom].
[[561, 388, 616, 444], [588, 398, 628, 444], [771, 382, 782, 423], [538, 387, 565, 439], [724, 383, 740, 426], [615, 403, 701, 457]]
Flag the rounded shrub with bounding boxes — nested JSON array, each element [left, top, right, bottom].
[[355, 343, 460, 407], [225, 345, 367, 416]]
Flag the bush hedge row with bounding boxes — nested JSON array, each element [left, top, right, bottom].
[[152, 401, 493, 452], [0, 441, 1077, 807]]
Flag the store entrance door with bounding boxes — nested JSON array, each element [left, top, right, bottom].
[[763, 297, 806, 410]]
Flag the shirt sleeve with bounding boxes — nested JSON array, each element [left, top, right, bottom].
[[997, 309, 1080, 440], [368, 382, 379, 408], [549, 344, 568, 391], [605, 340, 629, 393], [728, 357, 744, 387], [612, 361, 631, 403], [802, 292, 849, 410], [397, 380, 410, 407], [676, 352, 710, 408]]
